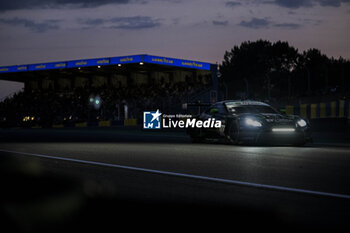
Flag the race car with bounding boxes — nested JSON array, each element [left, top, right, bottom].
[[187, 100, 312, 145]]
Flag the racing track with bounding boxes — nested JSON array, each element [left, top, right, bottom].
[[0, 127, 349, 231]]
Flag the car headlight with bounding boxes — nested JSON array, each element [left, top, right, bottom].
[[245, 118, 262, 127], [297, 119, 307, 127]]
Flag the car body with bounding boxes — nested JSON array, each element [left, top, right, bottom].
[[187, 100, 312, 145]]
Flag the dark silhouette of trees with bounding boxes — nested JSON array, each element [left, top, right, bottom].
[[220, 40, 350, 102]]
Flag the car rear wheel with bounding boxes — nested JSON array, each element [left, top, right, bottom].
[[227, 122, 239, 144]]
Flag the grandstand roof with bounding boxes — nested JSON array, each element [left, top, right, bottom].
[[0, 54, 216, 82]]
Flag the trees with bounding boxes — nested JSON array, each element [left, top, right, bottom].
[[220, 40, 349, 101], [220, 40, 273, 99]]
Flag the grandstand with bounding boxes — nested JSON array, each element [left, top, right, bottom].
[[0, 54, 218, 128]]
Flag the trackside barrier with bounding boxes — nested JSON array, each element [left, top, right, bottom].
[[52, 124, 64, 128], [75, 122, 87, 128], [98, 120, 111, 127], [124, 119, 137, 126], [111, 120, 124, 126], [44, 119, 138, 129], [284, 100, 349, 132], [285, 100, 349, 119]]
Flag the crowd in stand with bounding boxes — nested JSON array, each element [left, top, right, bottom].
[[0, 77, 211, 127]]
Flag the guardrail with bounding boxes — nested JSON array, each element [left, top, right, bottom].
[[285, 100, 349, 119], [37, 119, 138, 129]]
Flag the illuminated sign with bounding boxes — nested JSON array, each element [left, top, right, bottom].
[[28, 62, 67, 71], [0, 67, 10, 73], [0, 66, 18, 73], [148, 56, 174, 65], [180, 60, 210, 70], [97, 59, 109, 65], [54, 62, 66, 68], [0, 54, 213, 74], [29, 64, 47, 71], [110, 55, 143, 65], [67, 58, 110, 68], [144, 55, 210, 70], [16, 66, 28, 71]]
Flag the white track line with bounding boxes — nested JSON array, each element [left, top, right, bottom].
[[1, 148, 350, 200]]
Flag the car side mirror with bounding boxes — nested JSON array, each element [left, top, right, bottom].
[[210, 108, 219, 115]]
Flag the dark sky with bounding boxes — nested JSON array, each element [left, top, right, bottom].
[[1, 0, 350, 98]]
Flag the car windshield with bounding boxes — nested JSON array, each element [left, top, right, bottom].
[[226, 105, 278, 114]]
